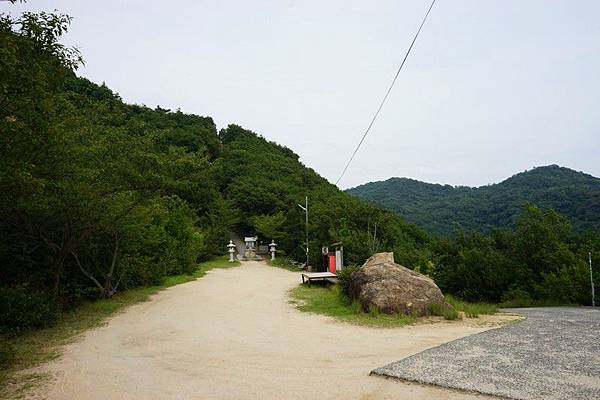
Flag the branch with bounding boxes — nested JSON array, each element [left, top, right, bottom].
[[108, 233, 119, 277], [40, 232, 61, 252], [71, 251, 104, 293]]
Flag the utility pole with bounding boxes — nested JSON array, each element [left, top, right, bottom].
[[590, 252, 595, 307], [297, 196, 309, 268]]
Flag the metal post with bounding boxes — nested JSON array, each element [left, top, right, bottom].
[[305, 196, 309, 268], [590, 252, 595, 307], [298, 196, 309, 269]]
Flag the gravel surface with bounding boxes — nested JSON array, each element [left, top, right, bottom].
[[372, 307, 600, 400]]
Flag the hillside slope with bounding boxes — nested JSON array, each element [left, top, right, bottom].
[[1, 10, 435, 324], [347, 166, 600, 235]]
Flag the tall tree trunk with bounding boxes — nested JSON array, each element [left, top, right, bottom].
[[52, 246, 68, 301]]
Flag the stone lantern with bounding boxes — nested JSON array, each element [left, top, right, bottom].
[[227, 240, 236, 262], [269, 240, 277, 260]]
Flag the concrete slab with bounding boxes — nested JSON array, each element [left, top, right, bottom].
[[372, 307, 600, 400]]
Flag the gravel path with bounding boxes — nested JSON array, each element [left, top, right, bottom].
[[372, 307, 600, 400], [27, 261, 509, 400]]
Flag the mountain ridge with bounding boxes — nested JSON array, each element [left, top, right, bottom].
[[347, 165, 600, 235]]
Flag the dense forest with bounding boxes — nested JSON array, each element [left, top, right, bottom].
[[1, 11, 599, 336], [0, 11, 431, 332], [347, 165, 600, 236]]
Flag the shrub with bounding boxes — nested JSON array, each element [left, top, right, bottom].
[[0, 336, 15, 369], [270, 257, 297, 271], [427, 303, 445, 316], [427, 302, 460, 320], [499, 288, 534, 308], [442, 307, 460, 320], [445, 294, 497, 318], [367, 304, 380, 317], [337, 265, 359, 299], [0, 287, 58, 333]]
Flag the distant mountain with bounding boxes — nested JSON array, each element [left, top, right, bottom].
[[347, 165, 600, 236]]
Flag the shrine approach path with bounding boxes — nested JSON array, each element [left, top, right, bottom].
[[31, 261, 504, 400]]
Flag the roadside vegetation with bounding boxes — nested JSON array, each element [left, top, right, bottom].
[[445, 295, 497, 318], [268, 257, 300, 271], [293, 269, 504, 325], [431, 205, 600, 306], [289, 282, 513, 326], [289, 284, 417, 328], [427, 303, 461, 320], [0, 256, 238, 394]]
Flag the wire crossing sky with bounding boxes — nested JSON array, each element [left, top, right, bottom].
[[4, 1, 599, 188], [335, 0, 436, 186]]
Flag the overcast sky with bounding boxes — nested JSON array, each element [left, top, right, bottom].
[[5, 0, 600, 188]]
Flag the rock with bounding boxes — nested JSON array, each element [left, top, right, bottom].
[[348, 252, 449, 316], [363, 252, 395, 266]]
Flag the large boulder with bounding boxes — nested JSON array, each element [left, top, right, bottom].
[[348, 252, 449, 316]]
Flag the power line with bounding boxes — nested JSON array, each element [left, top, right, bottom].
[[335, 0, 437, 186]]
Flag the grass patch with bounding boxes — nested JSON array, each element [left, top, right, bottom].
[[428, 303, 461, 320], [289, 284, 416, 328], [0, 256, 238, 398], [445, 294, 497, 318]]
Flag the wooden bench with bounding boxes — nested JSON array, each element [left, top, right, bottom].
[[301, 272, 338, 285]]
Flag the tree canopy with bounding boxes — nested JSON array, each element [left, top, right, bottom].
[[1, 10, 599, 335]]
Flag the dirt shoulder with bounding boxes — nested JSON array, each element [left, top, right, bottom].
[[22, 261, 512, 399]]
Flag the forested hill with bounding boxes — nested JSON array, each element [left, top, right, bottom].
[[2, 10, 600, 338], [347, 166, 600, 235], [1, 10, 435, 328]]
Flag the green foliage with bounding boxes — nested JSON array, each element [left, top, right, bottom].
[[269, 257, 298, 271], [348, 165, 600, 235], [445, 295, 497, 317], [337, 265, 360, 298], [215, 124, 431, 268], [0, 11, 218, 332], [434, 204, 600, 304], [442, 307, 460, 320], [251, 211, 287, 242], [0, 288, 58, 333], [367, 304, 381, 317], [3, 10, 430, 335], [0, 337, 15, 370], [427, 303, 460, 320]]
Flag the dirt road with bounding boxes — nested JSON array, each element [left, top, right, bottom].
[[32, 261, 501, 400]]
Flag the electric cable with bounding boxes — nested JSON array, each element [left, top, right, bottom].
[[335, 0, 437, 185]]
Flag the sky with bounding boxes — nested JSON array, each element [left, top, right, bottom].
[[4, 0, 600, 189]]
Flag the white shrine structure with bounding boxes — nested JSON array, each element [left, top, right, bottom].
[[244, 236, 258, 260]]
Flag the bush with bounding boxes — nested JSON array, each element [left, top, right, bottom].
[[337, 265, 359, 299], [367, 304, 380, 317], [0, 287, 58, 333], [269, 257, 297, 271], [0, 336, 15, 369], [442, 307, 460, 320], [427, 302, 460, 320], [499, 288, 534, 308], [445, 294, 497, 318]]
